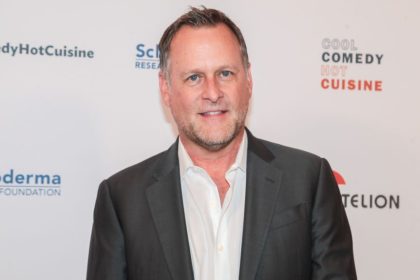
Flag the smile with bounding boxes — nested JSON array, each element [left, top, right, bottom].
[[199, 110, 227, 116]]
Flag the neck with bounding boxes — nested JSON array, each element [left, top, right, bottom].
[[180, 129, 245, 175]]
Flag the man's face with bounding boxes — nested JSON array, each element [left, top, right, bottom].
[[159, 24, 252, 151]]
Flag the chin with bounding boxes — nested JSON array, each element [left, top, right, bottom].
[[191, 124, 241, 151]]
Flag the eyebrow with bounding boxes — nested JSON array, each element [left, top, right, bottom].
[[180, 65, 241, 77], [216, 65, 241, 72]]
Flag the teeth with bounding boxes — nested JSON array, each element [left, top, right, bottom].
[[203, 111, 223, 116]]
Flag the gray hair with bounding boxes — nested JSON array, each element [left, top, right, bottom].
[[158, 6, 250, 75]]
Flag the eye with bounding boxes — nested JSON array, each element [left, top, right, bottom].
[[187, 74, 199, 82], [219, 70, 234, 79]]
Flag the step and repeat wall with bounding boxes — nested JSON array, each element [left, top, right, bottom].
[[1, 0, 419, 279]]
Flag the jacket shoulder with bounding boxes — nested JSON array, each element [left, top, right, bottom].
[[258, 138, 322, 165], [254, 138, 328, 184], [102, 141, 178, 198], [107, 151, 165, 184]]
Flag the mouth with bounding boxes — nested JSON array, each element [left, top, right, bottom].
[[199, 110, 228, 117]]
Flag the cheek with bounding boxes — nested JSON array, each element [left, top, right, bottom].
[[169, 93, 194, 116], [232, 85, 251, 107]]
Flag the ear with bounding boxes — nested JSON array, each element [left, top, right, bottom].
[[246, 63, 253, 98], [159, 70, 171, 107]]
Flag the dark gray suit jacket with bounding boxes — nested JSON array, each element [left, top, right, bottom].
[[87, 131, 357, 280]]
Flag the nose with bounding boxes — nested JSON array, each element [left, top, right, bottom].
[[202, 78, 223, 102]]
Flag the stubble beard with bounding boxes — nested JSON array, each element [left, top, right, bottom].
[[179, 108, 248, 152]]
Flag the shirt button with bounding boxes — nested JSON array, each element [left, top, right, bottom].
[[217, 244, 224, 252]]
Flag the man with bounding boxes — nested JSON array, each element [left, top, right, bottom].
[[87, 7, 357, 280]]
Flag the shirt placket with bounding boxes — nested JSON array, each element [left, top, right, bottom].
[[214, 169, 236, 280]]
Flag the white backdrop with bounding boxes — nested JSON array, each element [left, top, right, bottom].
[[1, 0, 419, 279]]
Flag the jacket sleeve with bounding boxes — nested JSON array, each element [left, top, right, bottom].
[[87, 180, 127, 280], [311, 158, 357, 279]]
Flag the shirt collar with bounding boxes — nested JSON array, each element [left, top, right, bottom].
[[178, 132, 248, 177]]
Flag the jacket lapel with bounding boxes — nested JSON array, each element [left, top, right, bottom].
[[146, 141, 194, 280], [239, 131, 283, 280]]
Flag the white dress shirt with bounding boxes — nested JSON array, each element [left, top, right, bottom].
[[178, 134, 247, 280]]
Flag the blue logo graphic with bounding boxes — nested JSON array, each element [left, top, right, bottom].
[[135, 43, 160, 70], [0, 169, 62, 197]]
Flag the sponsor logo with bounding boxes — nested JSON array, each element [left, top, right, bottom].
[[333, 170, 346, 185], [0, 169, 62, 197], [334, 170, 400, 209], [135, 43, 160, 70], [320, 38, 384, 92], [0, 42, 94, 59]]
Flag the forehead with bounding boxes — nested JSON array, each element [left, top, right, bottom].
[[168, 24, 243, 69]]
